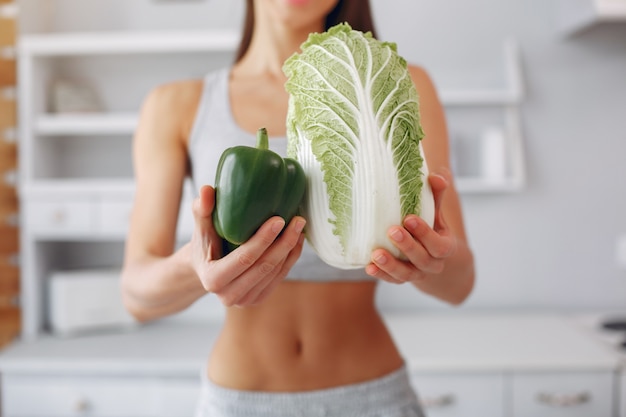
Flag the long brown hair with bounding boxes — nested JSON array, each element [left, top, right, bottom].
[[234, 0, 378, 63]]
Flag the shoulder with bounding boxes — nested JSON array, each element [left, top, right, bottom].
[[142, 79, 204, 118], [139, 79, 204, 141]]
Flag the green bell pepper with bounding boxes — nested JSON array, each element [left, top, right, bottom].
[[213, 127, 306, 248]]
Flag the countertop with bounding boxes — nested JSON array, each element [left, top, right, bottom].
[[386, 311, 623, 373], [0, 311, 623, 377]]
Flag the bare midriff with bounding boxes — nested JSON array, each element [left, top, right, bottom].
[[207, 280, 404, 392]]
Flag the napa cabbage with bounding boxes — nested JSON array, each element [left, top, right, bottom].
[[283, 23, 435, 269]]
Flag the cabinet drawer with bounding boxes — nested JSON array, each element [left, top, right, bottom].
[[155, 379, 202, 417], [3, 374, 200, 417], [25, 199, 94, 236], [617, 369, 626, 417], [98, 198, 133, 236], [511, 371, 614, 417], [410, 372, 505, 417], [96, 197, 194, 239]]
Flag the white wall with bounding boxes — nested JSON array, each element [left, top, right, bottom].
[[19, 0, 244, 33], [19, 0, 626, 313], [373, 0, 626, 312]]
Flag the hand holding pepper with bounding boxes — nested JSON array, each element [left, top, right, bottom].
[[213, 127, 307, 247], [189, 181, 306, 308]]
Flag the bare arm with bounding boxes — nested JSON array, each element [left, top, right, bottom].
[[121, 82, 307, 322], [366, 66, 475, 305], [121, 82, 206, 322]]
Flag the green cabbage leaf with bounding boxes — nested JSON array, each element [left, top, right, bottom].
[[283, 23, 435, 269]]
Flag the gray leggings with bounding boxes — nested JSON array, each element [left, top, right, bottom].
[[194, 365, 426, 417]]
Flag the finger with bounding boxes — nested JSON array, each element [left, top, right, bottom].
[[366, 250, 406, 284], [366, 264, 407, 284], [385, 223, 447, 275], [371, 248, 433, 284], [403, 216, 455, 260], [252, 231, 306, 302], [192, 185, 216, 231], [212, 218, 305, 306], [196, 185, 215, 218], [217, 217, 305, 306], [240, 232, 306, 306], [366, 262, 397, 283], [206, 216, 286, 294], [232, 259, 286, 306], [428, 171, 450, 232], [192, 185, 223, 260]]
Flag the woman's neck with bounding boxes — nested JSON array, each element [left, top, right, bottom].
[[236, 14, 324, 77]]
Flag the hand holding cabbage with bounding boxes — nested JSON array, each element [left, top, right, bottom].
[[283, 23, 435, 270]]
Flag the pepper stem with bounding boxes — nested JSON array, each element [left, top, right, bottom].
[[256, 127, 269, 150]]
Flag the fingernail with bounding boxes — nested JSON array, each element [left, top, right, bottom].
[[390, 228, 404, 242], [434, 173, 448, 186], [365, 264, 379, 276], [374, 253, 387, 265], [272, 219, 285, 234], [404, 217, 418, 231], [294, 219, 306, 233]]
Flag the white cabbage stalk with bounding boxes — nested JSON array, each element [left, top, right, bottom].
[[283, 23, 435, 269]]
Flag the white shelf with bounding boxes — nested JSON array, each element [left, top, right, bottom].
[[596, 0, 626, 16], [20, 179, 136, 197], [440, 90, 519, 106], [456, 177, 524, 194], [20, 178, 195, 199], [440, 39, 523, 106], [36, 113, 138, 136], [444, 39, 526, 193], [558, 0, 626, 35], [19, 29, 240, 56]]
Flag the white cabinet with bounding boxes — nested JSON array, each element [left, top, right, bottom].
[[24, 197, 95, 236], [17, 30, 238, 339], [409, 370, 616, 417], [621, 369, 626, 417], [386, 313, 622, 417], [0, 313, 622, 417], [4, 375, 199, 417], [511, 371, 614, 417], [0, 321, 220, 417], [410, 372, 505, 417], [557, 0, 626, 35]]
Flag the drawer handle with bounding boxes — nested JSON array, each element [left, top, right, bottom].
[[52, 209, 66, 224], [536, 391, 591, 407], [420, 393, 455, 408], [73, 396, 92, 413]]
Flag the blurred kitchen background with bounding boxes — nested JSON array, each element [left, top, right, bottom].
[[1, 0, 625, 416]]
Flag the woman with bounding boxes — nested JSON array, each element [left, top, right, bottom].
[[121, 0, 475, 416]]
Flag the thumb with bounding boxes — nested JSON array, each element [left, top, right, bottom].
[[428, 169, 450, 232], [192, 185, 216, 231], [192, 185, 224, 259], [428, 167, 451, 194]]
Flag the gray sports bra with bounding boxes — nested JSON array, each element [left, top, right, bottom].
[[187, 68, 373, 282]]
